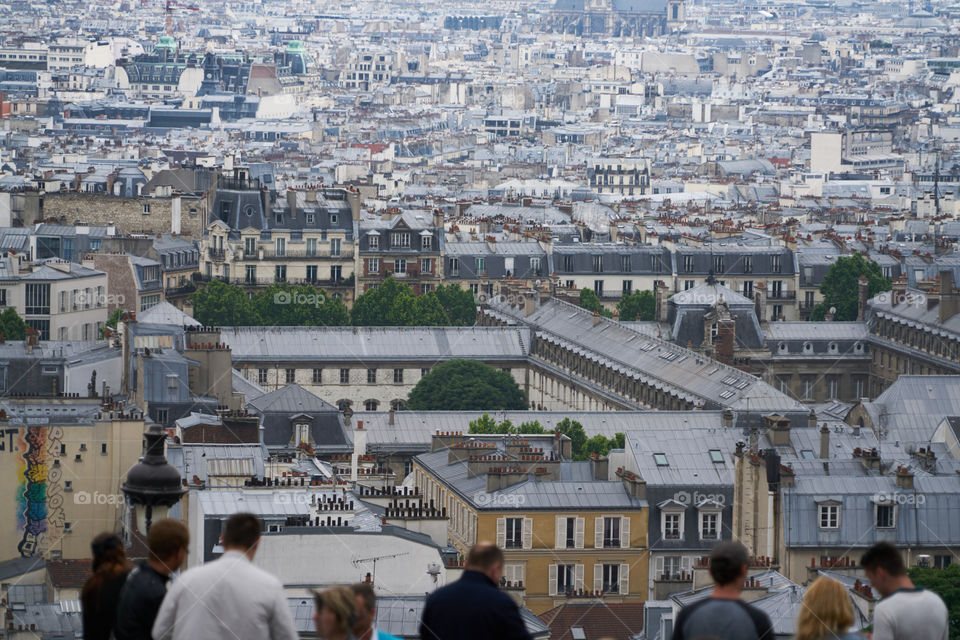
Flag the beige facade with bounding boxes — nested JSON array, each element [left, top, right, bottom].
[[42, 192, 205, 238], [0, 405, 146, 562]]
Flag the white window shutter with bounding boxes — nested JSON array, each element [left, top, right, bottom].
[[574, 563, 584, 592], [655, 556, 664, 577], [594, 563, 603, 593], [522, 517, 533, 550], [681, 556, 692, 577], [496, 517, 506, 548], [575, 517, 585, 549], [518, 563, 525, 587], [620, 563, 630, 595], [548, 564, 558, 596], [556, 516, 565, 549], [595, 516, 604, 548], [621, 516, 630, 549]]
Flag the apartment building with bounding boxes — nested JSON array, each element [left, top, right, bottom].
[[552, 244, 671, 302], [356, 211, 444, 296], [587, 157, 650, 197]]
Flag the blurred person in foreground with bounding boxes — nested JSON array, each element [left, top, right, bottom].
[[351, 582, 401, 640], [672, 541, 774, 640], [152, 512, 297, 640], [419, 541, 531, 640], [114, 518, 189, 640], [81, 532, 131, 640], [313, 586, 358, 640], [861, 542, 948, 640], [795, 576, 863, 640]]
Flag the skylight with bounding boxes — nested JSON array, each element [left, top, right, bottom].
[[654, 453, 668, 466], [709, 449, 724, 463]]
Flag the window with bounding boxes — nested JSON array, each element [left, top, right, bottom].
[[709, 450, 724, 463], [449, 258, 459, 276], [368, 234, 379, 249], [475, 257, 486, 274], [245, 265, 256, 284], [367, 368, 377, 383], [140, 295, 161, 312], [421, 235, 432, 250], [663, 513, 681, 539], [683, 255, 694, 272], [563, 255, 574, 272], [364, 400, 378, 411], [593, 255, 603, 272], [819, 504, 840, 529], [331, 265, 342, 281], [622, 280, 632, 295], [564, 517, 576, 548], [306, 238, 317, 256], [556, 564, 575, 593], [663, 556, 682, 580], [155, 409, 168, 424], [306, 265, 318, 282], [802, 376, 814, 400], [654, 453, 668, 466], [420, 367, 430, 377], [331, 238, 341, 257], [368, 258, 380, 274], [142, 203, 151, 214], [420, 258, 432, 274], [876, 504, 895, 528], [714, 256, 724, 273], [275, 237, 286, 256], [620, 254, 631, 272], [258, 368, 268, 385], [330, 214, 339, 225], [772, 254, 782, 273], [101, 443, 107, 454], [285, 368, 295, 384], [340, 368, 350, 384], [393, 368, 403, 383], [530, 257, 541, 275], [594, 280, 604, 297], [602, 517, 621, 548], [306, 214, 315, 225], [0, 289, 6, 306], [245, 237, 257, 256], [743, 255, 752, 273], [602, 564, 620, 593], [312, 368, 322, 383], [505, 517, 523, 549], [392, 232, 410, 248], [275, 265, 287, 282], [394, 259, 407, 274], [700, 512, 718, 539]]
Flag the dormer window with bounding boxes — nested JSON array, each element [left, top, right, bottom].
[[295, 422, 310, 444]]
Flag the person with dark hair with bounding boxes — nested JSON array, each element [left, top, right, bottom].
[[114, 518, 189, 640], [152, 513, 297, 640], [419, 542, 531, 640], [671, 541, 773, 640], [350, 583, 401, 640], [81, 532, 131, 640], [861, 542, 948, 640]]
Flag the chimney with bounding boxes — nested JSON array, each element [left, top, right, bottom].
[[895, 466, 914, 490], [857, 275, 868, 321], [433, 208, 444, 229], [891, 276, 906, 307], [754, 282, 766, 323], [592, 311, 601, 326], [388, 408, 395, 426], [765, 414, 791, 447], [286, 189, 297, 218], [590, 454, 609, 480], [655, 280, 669, 322], [819, 424, 830, 459], [715, 318, 735, 365], [524, 292, 537, 316], [808, 410, 817, 430], [722, 409, 734, 428], [938, 270, 960, 323], [748, 426, 759, 451]]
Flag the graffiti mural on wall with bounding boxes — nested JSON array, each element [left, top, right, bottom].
[[15, 426, 65, 558]]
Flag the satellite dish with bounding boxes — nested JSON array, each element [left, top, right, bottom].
[[535, 279, 541, 288], [829, 306, 836, 315]]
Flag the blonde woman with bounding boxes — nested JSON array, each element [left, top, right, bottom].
[[796, 577, 864, 640], [313, 586, 359, 640]]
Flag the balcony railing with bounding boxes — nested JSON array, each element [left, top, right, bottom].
[[208, 248, 225, 260], [255, 249, 354, 260], [767, 290, 796, 300]]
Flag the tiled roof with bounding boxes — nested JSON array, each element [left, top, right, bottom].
[[46, 559, 92, 589], [538, 602, 645, 640]]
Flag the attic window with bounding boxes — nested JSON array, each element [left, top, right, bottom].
[[801, 449, 815, 459], [709, 450, 723, 463], [654, 453, 668, 467]]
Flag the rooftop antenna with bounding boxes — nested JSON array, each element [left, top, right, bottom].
[[352, 552, 409, 585]]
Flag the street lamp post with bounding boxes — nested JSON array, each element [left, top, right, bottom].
[[121, 424, 185, 534]]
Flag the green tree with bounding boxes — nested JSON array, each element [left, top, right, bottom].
[[468, 415, 547, 434], [406, 359, 527, 411], [555, 418, 588, 460], [617, 290, 655, 321], [253, 282, 349, 326], [413, 292, 450, 326], [578, 288, 613, 318], [351, 277, 419, 326], [811, 254, 890, 321], [0, 307, 27, 341], [519, 420, 546, 434], [908, 564, 960, 639], [191, 280, 259, 326], [583, 432, 627, 459], [468, 413, 501, 433], [434, 284, 477, 326], [99, 308, 124, 338]]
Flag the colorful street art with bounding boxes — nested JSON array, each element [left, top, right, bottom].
[[15, 426, 65, 558]]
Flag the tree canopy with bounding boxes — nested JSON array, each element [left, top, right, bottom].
[[253, 282, 350, 327], [100, 308, 124, 338], [908, 564, 959, 639], [468, 415, 547, 435], [578, 288, 613, 318], [617, 290, 656, 321], [191, 280, 262, 326], [351, 278, 476, 326], [811, 254, 890, 321], [406, 359, 527, 411], [0, 307, 27, 341]]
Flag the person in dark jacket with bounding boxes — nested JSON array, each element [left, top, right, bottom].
[[420, 542, 531, 640], [114, 519, 189, 640], [81, 532, 131, 640]]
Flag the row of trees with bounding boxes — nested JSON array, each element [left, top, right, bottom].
[[467, 414, 625, 460], [191, 277, 477, 327], [578, 288, 655, 321]]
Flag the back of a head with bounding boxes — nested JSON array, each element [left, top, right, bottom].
[[465, 542, 504, 573], [222, 512, 261, 550], [861, 542, 906, 576], [351, 582, 376, 614], [90, 532, 126, 573], [315, 586, 358, 634], [148, 518, 190, 561], [708, 541, 749, 586], [796, 577, 853, 640]]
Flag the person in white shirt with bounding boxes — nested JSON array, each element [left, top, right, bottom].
[[152, 512, 298, 640], [862, 542, 949, 640]]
